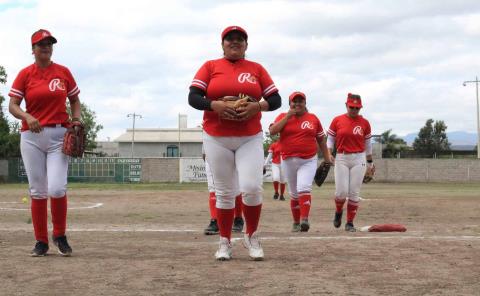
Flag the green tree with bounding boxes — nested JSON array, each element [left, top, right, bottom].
[[413, 119, 451, 156], [375, 129, 407, 158], [0, 66, 21, 158], [67, 101, 103, 152], [262, 130, 278, 156]]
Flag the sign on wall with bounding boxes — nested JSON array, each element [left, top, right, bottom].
[[179, 158, 207, 182]]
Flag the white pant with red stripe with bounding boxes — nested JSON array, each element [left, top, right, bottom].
[[20, 126, 68, 199], [281, 155, 317, 199], [202, 132, 263, 209], [334, 152, 367, 202]]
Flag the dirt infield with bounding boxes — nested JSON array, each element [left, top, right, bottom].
[[1, 183, 479, 296]]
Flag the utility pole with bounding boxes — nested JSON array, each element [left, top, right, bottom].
[[463, 76, 480, 158], [127, 113, 142, 158]]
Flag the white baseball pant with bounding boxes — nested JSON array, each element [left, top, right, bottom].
[[203, 132, 263, 209], [271, 162, 286, 183], [281, 155, 317, 199], [334, 152, 367, 202], [20, 126, 68, 199]]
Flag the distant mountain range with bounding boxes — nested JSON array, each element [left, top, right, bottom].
[[401, 131, 478, 150]]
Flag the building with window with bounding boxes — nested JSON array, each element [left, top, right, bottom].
[[114, 115, 203, 158]]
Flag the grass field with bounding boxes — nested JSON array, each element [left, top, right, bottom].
[[1, 182, 479, 295]]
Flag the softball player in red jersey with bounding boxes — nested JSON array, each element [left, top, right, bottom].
[[189, 26, 282, 261], [203, 150, 244, 235], [264, 140, 286, 200], [269, 92, 333, 232], [8, 29, 82, 256], [327, 93, 374, 232]]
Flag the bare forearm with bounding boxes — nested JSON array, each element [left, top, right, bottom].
[[69, 96, 82, 120], [269, 116, 289, 135], [9, 97, 29, 121]]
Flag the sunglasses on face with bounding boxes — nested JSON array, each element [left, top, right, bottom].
[[35, 41, 53, 47], [224, 35, 246, 42], [348, 106, 360, 110]]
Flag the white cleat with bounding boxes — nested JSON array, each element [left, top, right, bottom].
[[215, 236, 232, 261], [243, 231, 264, 261]]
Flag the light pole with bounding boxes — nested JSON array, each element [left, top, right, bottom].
[[463, 76, 480, 158], [127, 113, 142, 158]]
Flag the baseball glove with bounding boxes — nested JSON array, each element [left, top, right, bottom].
[[363, 164, 375, 183], [314, 161, 331, 187], [221, 94, 256, 120], [62, 122, 86, 158]]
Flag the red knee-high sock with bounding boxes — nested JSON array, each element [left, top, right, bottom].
[[234, 194, 242, 218], [298, 194, 312, 220], [51, 195, 67, 238], [31, 198, 48, 243], [290, 199, 300, 223], [208, 192, 216, 219], [273, 181, 279, 194], [216, 208, 234, 240], [346, 200, 359, 223], [243, 203, 262, 236], [335, 197, 346, 213], [280, 183, 286, 195]]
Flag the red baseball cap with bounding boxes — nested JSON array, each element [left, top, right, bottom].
[[289, 91, 306, 102], [31, 29, 57, 45], [346, 93, 362, 108], [221, 26, 248, 41]]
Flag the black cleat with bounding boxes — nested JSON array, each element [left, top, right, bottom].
[[273, 193, 279, 200], [345, 222, 356, 232], [279, 195, 285, 201], [232, 217, 244, 233], [300, 219, 310, 232], [53, 235, 72, 256], [204, 219, 219, 235], [333, 211, 343, 228], [31, 241, 49, 257]]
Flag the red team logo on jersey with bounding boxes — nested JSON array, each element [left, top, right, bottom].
[[301, 121, 314, 130], [353, 126, 364, 136], [49, 78, 66, 92], [238, 73, 257, 84]]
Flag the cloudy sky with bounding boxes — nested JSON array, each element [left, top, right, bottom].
[[1, 0, 479, 141]]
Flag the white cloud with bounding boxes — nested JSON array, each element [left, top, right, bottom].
[[1, 0, 479, 142]]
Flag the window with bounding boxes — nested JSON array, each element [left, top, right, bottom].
[[166, 145, 179, 157]]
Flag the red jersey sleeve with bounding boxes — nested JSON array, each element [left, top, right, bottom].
[[191, 61, 211, 91], [9, 69, 27, 99], [327, 117, 338, 137], [316, 116, 326, 138], [64, 67, 80, 98], [258, 64, 278, 97], [273, 112, 286, 124]]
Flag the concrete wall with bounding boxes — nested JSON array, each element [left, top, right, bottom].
[[2, 158, 480, 183]]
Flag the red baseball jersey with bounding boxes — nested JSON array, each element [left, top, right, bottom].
[[191, 58, 278, 137], [9, 63, 80, 131], [268, 141, 281, 164], [274, 112, 325, 160], [327, 114, 372, 153]]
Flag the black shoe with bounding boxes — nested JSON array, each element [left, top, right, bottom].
[[300, 219, 310, 232], [345, 222, 356, 232], [204, 219, 219, 235], [53, 235, 72, 256], [232, 217, 244, 233], [273, 193, 279, 200], [279, 195, 285, 201], [333, 211, 343, 228], [31, 241, 49, 257]]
